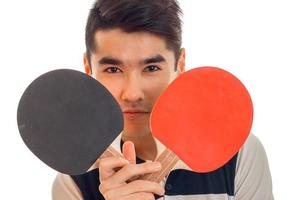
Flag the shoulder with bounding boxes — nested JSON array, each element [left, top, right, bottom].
[[52, 173, 83, 200], [236, 133, 270, 174], [234, 133, 274, 199]]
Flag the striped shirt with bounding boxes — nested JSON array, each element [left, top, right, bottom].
[[52, 134, 274, 200]]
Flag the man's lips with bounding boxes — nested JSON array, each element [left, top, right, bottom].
[[122, 110, 150, 117]]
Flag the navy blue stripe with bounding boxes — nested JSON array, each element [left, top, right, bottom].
[[164, 153, 238, 196], [71, 169, 103, 200]]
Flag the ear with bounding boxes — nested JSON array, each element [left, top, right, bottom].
[[177, 48, 186, 74], [83, 53, 92, 76]]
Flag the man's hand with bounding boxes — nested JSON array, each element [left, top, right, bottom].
[[98, 141, 165, 200]]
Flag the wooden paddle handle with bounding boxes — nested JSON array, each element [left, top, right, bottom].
[[100, 146, 178, 183], [140, 148, 179, 182]]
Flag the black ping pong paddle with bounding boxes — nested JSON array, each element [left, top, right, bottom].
[[17, 69, 124, 175]]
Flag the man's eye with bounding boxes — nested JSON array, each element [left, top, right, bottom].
[[144, 65, 161, 72], [104, 67, 122, 73]]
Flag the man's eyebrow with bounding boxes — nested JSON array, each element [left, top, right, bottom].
[[98, 57, 123, 65], [98, 55, 166, 66], [141, 55, 166, 65]]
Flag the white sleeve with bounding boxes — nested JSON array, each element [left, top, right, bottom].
[[234, 134, 274, 200], [52, 173, 83, 200]]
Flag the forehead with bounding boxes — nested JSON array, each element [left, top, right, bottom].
[[92, 29, 174, 62]]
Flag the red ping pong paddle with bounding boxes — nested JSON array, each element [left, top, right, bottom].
[[141, 66, 253, 182]]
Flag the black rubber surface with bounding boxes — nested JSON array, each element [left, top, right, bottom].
[[17, 69, 123, 175]]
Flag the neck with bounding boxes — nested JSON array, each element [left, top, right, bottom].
[[121, 131, 157, 161]]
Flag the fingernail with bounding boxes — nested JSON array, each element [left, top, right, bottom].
[[121, 158, 130, 164], [153, 162, 161, 169], [124, 159, 130, 164]]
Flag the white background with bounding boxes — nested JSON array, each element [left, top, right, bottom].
[[0, 0, 299, 199]]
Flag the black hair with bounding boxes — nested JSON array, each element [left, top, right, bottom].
[[85, 0, 183, 70]]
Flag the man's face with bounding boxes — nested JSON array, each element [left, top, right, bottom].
[[84, 28, 185, 137]]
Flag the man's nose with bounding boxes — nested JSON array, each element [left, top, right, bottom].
[[121, 75, 145, 103]]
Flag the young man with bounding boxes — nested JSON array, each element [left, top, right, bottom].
[[52, 0, 274, 199]]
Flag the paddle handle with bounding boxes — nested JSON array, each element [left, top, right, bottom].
[[100, 146, 178, 183], [140, 148, 179, 182]]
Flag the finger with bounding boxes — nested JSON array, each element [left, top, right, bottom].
[[123, 141, 136, 164], [105, 180, 165, 199], [122, 141, 139, 181], [98, 157, 129, 181], [108, 161, 162, 184]]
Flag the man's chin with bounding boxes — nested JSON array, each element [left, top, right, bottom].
[[123, 120, 150, 135]]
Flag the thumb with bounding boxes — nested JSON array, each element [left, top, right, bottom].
[[122, 141, 136, 164]]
